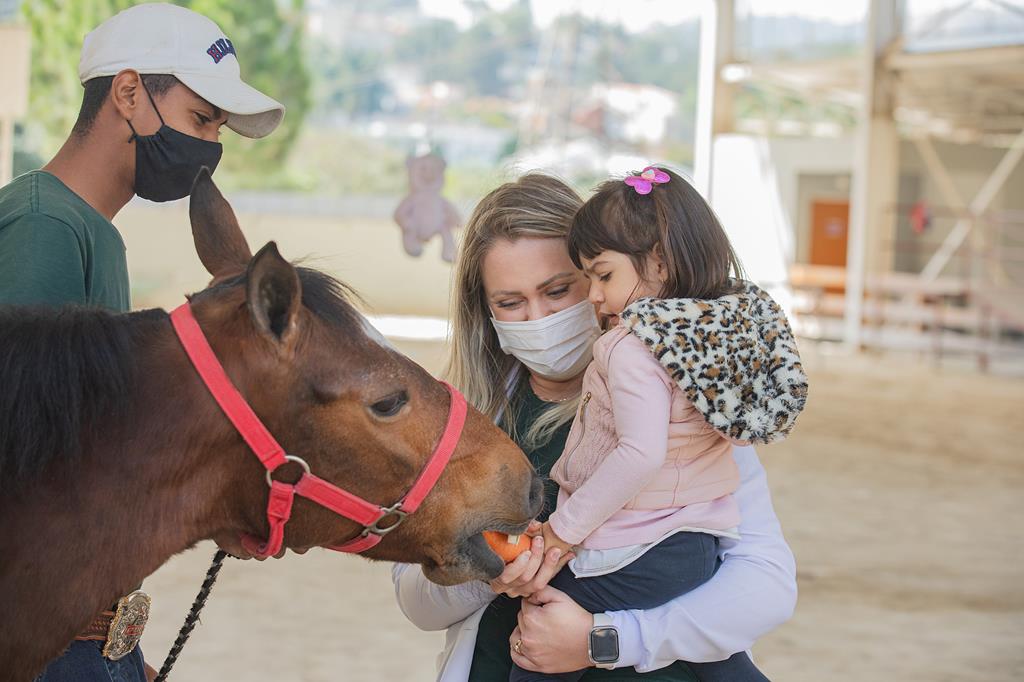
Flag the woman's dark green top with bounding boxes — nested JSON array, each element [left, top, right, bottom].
[[468, 385, 698, 681]]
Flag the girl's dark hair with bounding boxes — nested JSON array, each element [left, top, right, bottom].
[[568, 166, 745, 299]]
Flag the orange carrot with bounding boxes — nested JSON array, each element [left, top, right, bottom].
[[483, 531, 532, 563]]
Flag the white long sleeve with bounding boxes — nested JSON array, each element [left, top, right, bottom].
[[391, 562, 498, 632], [608, 446, 797, 671]]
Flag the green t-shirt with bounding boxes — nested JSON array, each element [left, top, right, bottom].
[[468, 385, 698, 682], [0, 170, 129, 312]]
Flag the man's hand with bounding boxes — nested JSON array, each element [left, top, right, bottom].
[[144, 663, 158, 682], [510, 586, 594, 673]]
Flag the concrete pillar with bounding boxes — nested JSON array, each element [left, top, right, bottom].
[[845, 0, 900, 349], [0, 23, 31, 186], [0, 117, 12, 186], [694, 0, 735, 199]]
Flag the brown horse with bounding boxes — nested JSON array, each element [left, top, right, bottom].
[[0, 172, 542, 680]]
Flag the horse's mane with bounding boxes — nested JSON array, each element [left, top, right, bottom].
[[0, 267, 361, 491], [197, 266, 363, 330], [295, 266, 364, 329], [0, 306, 157, 491]]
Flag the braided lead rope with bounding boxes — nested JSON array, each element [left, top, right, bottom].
[[154, 550, 229, 681]]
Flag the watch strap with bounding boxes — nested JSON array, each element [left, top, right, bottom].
[[589, 613, 618, 669]]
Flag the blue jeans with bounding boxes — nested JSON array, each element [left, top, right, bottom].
[[35, 640, 147, 682]]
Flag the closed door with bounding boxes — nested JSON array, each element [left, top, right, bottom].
[[810, 200, 850, 267]]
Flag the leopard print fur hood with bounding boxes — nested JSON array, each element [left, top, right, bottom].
[[619, 281, 808, 444]]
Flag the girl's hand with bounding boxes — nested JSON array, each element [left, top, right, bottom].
[[539, 521, 575, 558], [510, 586, 594, 673], [488, 521, 573, 598]]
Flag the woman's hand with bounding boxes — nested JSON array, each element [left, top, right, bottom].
[[510, 586, 594, 673], [488, 521, 573, 598]]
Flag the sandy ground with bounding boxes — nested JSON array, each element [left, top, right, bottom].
[[133, 339, 1024, 682]]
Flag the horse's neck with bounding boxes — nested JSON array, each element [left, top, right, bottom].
[[0, 317, 253, 678]]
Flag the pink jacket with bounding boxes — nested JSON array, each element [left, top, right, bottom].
[[548, 283, 808, 549], [548, 326, 742, 549]]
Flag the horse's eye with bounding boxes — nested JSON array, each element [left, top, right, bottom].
[[370, 391, 408, 418]]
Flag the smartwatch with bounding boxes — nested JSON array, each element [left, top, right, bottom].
[[588, 613, 619, 669]]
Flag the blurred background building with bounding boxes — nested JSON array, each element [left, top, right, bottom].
[[701, 0, 1024, 375], [3, 0, 1021, 375]]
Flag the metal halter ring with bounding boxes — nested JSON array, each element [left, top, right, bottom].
[[265, 455, 311, 488], [361, 502, 408, 538]]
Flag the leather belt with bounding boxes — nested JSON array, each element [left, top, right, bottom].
[[73, 591, 151, 660], [75, 610, 116, 641]]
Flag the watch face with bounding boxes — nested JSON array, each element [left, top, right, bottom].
[[589, 627, 619, 664]]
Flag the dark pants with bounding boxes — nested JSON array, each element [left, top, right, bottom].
[[35, 640, 147, 682], [509, 532, 769, 682]]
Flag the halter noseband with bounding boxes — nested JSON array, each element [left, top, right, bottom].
[[169, 302, 467, 558]]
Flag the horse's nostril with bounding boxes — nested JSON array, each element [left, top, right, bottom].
[[527, 474, 544, 515]]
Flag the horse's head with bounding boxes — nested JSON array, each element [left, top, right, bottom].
[[185, 170, 542, 584]]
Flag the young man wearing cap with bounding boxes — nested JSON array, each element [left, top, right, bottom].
[[0, 4, 284, 680]]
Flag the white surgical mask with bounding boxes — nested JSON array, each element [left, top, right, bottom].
[[490, 299, 601, 381]]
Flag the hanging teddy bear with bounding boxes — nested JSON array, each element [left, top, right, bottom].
[[393, 153, 461, 262]]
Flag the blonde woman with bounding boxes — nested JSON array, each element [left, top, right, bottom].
[[391, 175, 796, 681]]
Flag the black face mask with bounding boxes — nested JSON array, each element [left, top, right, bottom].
[[127, 85, 223, 202]]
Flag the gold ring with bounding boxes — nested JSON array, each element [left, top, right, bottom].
[[513, 639, 523, 655]]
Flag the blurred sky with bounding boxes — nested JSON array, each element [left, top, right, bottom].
[[419, 0, 870, 31]]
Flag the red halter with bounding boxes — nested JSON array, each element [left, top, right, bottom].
[[169, 302, 467, 558]]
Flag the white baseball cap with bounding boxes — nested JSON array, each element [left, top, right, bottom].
[[78, 3, 284, 139]]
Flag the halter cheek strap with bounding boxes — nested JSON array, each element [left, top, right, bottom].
[[169, 302, 467, 558]]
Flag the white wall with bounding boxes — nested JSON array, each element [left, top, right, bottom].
[[709, 134, 855, 285], [115, 199, 457, 317]]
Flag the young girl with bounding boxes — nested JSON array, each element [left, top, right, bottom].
[[511, 166, 808, 682]]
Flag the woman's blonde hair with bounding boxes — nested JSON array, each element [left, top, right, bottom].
[[446, 173, 583, 449]]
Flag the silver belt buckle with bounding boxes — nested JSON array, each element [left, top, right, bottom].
[[102, 590, 151, 661]]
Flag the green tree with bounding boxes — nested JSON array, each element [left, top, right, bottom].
[[20, 0, 310, 187], [21, 0, 135, 154], [187, 0, 310, 182], [393, 16, 462, 87], [454, 0, 535, 97], [308, 40, 390, 119], [392, 0, 536, 97]]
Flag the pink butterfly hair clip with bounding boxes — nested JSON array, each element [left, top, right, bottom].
[[624, 166, 670, 195]]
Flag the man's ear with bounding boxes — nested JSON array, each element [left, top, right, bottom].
[[109, 69, 144, 122]]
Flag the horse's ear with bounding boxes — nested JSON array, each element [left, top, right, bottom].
[[246, 242, 301, 344], [189, 167, 253, 278]]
